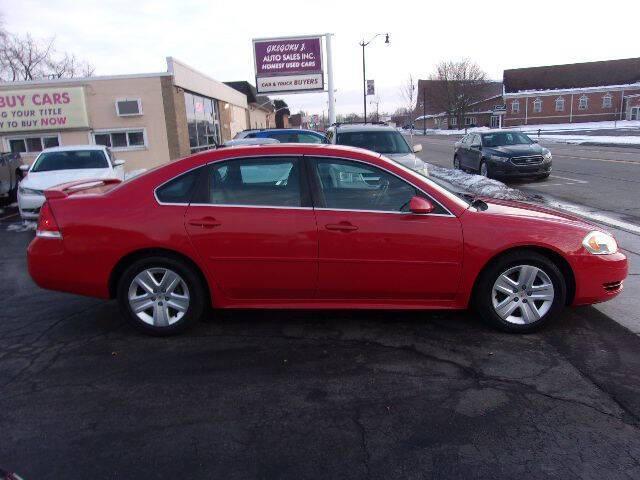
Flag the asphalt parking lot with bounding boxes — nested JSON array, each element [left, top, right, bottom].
[[2, 206, 640, 479]]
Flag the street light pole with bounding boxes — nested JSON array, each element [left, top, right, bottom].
[[359, 33, 389, 124], [362, 43, 367, 123], [423, 84, 426, 135]]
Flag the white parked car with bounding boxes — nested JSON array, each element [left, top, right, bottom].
[[325, 122, 428, 176], [18, 145, 125, 219]]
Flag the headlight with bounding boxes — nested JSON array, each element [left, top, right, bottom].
[[582, 231, 618, 255], [543, 150, 552, 160], [18, 186, 43, 196], [489, 155, 508, 162]]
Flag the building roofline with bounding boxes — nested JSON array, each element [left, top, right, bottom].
[[0, 71, 172, 88], [504, 82, 640, 98]]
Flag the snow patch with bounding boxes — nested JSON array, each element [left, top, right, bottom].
[[7, 221, 37, 232], [538, 135, 640, 146], [427, 164, 531, 201]]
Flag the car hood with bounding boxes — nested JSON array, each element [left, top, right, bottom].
[[485, 144, 545, 157], [385, 152, 426, 171], [477, 197, 599, 232], [22, 169, 114, 190]]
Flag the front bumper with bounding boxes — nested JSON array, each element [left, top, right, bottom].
[[572, 252, 628, 305], [17, 191, 45, 219], [489, 159, 552, 178]]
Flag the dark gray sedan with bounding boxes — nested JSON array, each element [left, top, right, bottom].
[[454, 131, 552, 179]]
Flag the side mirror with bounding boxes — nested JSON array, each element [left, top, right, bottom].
[[413, 144, 423, 153], [409, 196, 434, 215], [113, 159, 126, 167], [19, 164, 30, 172]]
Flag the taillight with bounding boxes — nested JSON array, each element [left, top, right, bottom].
[[36, 201, 62, 239]]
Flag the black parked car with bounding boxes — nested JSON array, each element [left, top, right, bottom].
[[453, 131, 552, 180]]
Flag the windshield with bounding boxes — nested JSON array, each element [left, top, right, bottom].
[[31, 150, 108, 172], [337, 130, 412, 154], [482, 132, 533, 147]]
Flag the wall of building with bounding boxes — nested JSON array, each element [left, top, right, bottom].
[[504, 88, 640, 126], [0, 75, 172, 171]]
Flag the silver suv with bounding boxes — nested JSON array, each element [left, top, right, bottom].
[[325, 123, 427, 176]]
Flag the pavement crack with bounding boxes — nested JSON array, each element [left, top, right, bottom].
[[351, 412, 371, 480]]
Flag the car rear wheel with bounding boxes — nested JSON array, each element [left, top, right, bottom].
[[474, 250, 566, 333], [479, 161, 489, 178], [117, 256, 205, 336]]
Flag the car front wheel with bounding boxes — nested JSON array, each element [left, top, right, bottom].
[[474, 251, 566, 333], [117, 256, 206, 336]]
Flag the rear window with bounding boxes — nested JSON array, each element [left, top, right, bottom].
[[31, 150, 109, 172], [156, 167, 204, 204]]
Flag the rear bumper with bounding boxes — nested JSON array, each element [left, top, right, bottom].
[[27, 236, 111, 299], [572, 252, 628, 305]]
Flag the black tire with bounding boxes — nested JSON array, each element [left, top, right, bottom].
[[479, 160, 490, 178], [117, 256, 206, 336], [473, 250, 566, 333]]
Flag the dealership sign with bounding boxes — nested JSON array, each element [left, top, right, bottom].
[[253, 36, 324, 94], [0, 86, 89, 133]]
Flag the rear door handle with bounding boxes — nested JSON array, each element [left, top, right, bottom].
[[325, 222, 358, 232], [188, 217, 221, 228]]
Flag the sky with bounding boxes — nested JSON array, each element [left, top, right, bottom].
[[2, 0, 640, 116]]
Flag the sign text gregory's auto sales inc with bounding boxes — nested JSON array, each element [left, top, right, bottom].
[[0, 86, 89, 133], [253, 36, 324, 94]]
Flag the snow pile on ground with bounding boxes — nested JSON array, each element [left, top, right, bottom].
[[427, 164, 531, 201], [7, 221, 37, 232], [540, 135, 640, 146], [125, 169, 147, 180], [514, 119, 640, 133]]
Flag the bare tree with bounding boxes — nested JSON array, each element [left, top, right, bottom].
[[426, 59, 488, 128], [399, 74, 417, 126], [0, 26, 94, 81]]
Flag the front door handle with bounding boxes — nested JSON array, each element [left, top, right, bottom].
[[188, 217, 221, 228], [325, 222, 358, 232]]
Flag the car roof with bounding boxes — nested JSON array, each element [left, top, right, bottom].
[[329, 123, 396, 132], [255, 128, 324, 135], [39, 145, 108, 153]]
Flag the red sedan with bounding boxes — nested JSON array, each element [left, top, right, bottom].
[[28, 144, 627, 335]]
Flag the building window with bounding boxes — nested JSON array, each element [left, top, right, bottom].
[[511, 100, 520, 113], [464, 116, 476, 126], [533, 98, 543, 113], [579, 95, 589, 110], [184, 91, 221, 153], [93, 129, 146, 150], [7, 135, 59, 154], [555, 97, 565, 112], [602, 94, 613, 109], [115, 98, 143, 116], [450, 117, 457, 126]]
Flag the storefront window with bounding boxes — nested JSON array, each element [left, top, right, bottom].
[[184, 91, 221, 153]]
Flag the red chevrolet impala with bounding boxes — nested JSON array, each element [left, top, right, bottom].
[[27, 144, 627, 335]]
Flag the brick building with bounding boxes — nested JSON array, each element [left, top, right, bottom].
[[503, 57, 640, 127]]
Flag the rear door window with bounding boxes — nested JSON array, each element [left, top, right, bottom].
[[206, 157, 305, 207]]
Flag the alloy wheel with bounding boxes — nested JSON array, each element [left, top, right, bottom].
[[491, 265, 554, 325], [127, 268, 190, 327]]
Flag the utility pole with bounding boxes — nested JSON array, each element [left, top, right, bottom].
[[325, 33, 336, 125], [423, 84, 426, 135], [359, 33, 389, 124]]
